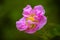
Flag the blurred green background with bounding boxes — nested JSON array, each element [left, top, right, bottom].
[[0, 0, 60, 40]]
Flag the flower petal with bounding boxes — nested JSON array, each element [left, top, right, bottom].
[[34, 5, 45, 15], [23, 5, 32, 17], [37, 15, 47, 30], [16, 17, 28, 31]]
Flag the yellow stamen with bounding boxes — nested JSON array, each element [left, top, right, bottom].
[[27, 17, 34, 21]]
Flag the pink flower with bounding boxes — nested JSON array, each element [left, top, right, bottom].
[[16, 5, 47, 34]]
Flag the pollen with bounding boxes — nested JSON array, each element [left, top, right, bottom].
[[27, 16, 35, 21]]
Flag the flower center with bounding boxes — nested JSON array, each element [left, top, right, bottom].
[[26, 13, 38, 29]]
